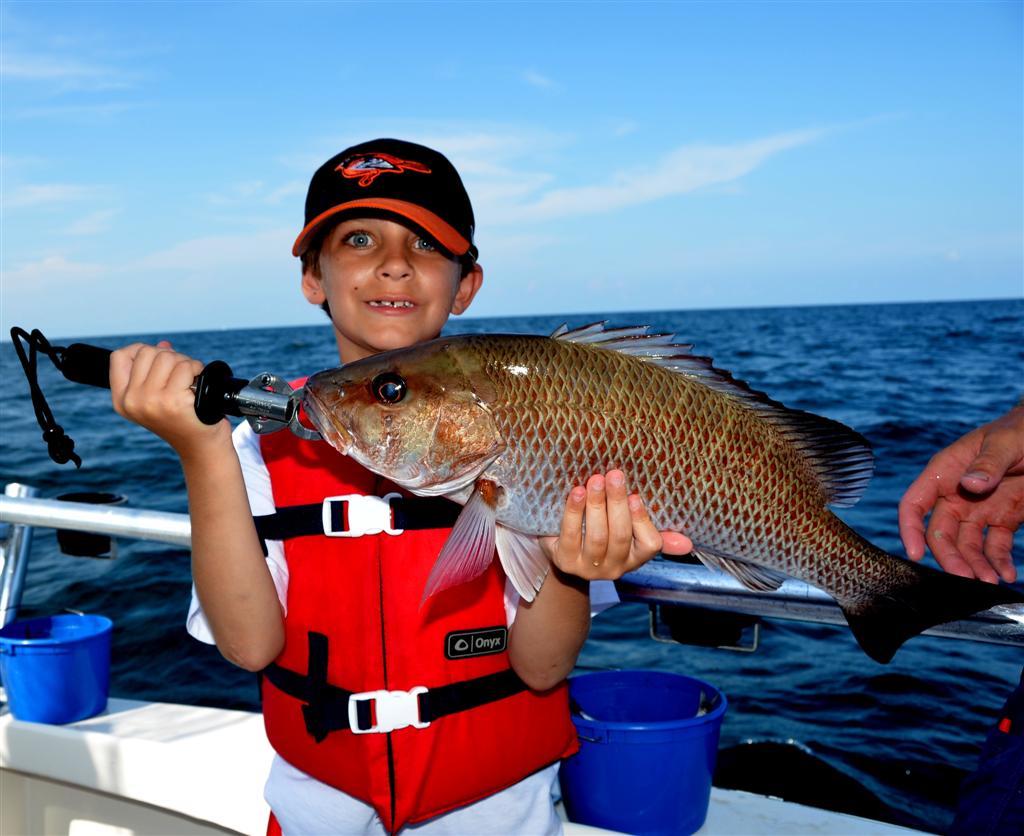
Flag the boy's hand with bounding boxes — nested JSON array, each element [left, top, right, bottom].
[[110, 341, 231, 458], [540, 470, 692, 581]]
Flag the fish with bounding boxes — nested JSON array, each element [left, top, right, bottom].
[[301, 322, 1024, 663]]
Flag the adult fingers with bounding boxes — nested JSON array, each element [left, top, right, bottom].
[[962, 422, 1024, 494], [924, 501, 975, 578], [898, 473, 938, 561], [984, 527, 1018, 584], [954, 519, 999, 584]]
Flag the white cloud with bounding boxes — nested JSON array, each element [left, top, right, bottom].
[[66, 209, 119, 236], [13, 102, 138, 120], [131, 228, 293, 271], [0, 52, 132, 91], [522, 69, 558, 90], [266, 181, 306, 205], [4, 184, 109, 208], [497, 129, 827, 223], [2, 254, 105, 286], [203, 180, 267, 206], [203, 180, 305, 208]]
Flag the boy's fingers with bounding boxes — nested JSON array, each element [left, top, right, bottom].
[[582, 474, 609, 564], [555, 487, 586, 560], [167, 356, 205, 398], [109, 343, 147, 402], [660, 531, 693, 555], [604, 471, 634, 555], [624, 493, 662, 564]]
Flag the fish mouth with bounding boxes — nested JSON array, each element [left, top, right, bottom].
[[301, 387, 353, 454]]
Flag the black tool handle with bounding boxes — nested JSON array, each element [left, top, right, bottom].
[[61, 343, 114, 389], [59, 343, 247, 424]]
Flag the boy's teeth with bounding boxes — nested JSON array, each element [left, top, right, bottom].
[[370, 300, 414, 308]]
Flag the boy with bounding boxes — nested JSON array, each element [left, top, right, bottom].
[[110, 139, 690, 834]]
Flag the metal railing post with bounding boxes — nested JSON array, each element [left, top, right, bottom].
[[0, 483, 39, 626]]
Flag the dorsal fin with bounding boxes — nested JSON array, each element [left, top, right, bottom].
[[551, 321, 874, 507]]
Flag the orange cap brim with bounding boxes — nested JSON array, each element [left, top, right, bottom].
[[292, 198, 471, 257]]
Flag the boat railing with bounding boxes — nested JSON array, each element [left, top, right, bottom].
[[2, 483, 1023, 647]]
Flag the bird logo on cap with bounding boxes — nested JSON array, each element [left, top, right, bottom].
[[335, 152, 432, 187]]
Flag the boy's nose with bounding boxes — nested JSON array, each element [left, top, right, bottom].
[[377, 248, 413, 280]]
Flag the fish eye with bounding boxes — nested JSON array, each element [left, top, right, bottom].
[[371, 372, 407, 405]]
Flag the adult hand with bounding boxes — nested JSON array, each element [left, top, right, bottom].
[[899, 406, 1024, 583], [540, 470, 692, 581]]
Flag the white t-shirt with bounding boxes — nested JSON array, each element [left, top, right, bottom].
[[186, 422, 617, 835]]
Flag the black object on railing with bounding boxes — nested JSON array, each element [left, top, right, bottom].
[[55, 492, 126, 558]]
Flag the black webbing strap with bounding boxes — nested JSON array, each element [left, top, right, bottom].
[[262, 635, 527, 741], [416, 668, 527, 723], [252, 496, 462, 554], [10, 327, 82, 467]]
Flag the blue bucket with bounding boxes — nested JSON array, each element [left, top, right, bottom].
[[0, 614, 112, 724], [559, 670, 727, 835]]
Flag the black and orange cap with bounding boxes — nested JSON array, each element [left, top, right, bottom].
[[292, 138, 478, 261]]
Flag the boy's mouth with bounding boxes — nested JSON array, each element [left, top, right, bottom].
[[369, 299, 415, 309]]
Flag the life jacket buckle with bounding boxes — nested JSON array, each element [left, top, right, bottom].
[[323, 493, 404, 537], [349, 686, 430, 734]]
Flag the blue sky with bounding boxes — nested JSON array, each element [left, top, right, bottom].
[[2, 0, 1021, 340]]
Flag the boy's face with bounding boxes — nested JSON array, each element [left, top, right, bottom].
[[302, 217, 483, 364]]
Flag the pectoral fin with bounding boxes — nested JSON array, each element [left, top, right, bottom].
[[495, 525, 550, 602], [691, 546, 787, 592], [423, 480, 500, 600]]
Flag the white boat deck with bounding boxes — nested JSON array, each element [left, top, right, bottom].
[[0, 696, 928, 835]]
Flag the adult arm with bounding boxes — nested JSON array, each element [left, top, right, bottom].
[[110, 342, 285, 669], [898, 403, 1024, 583], [508, 470, 692, 690]]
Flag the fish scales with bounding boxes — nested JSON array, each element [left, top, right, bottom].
[[301, 324, 1024, 663], [467, 334, 853, 585]]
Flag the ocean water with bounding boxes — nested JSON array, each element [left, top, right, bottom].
[[2, 299, 1023, 832]]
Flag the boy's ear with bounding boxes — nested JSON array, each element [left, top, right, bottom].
[[451, 263, 484, 315], [301, 267, 325, 305]]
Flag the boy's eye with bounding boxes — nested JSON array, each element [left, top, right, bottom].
[[344, 231, 373, 248], [414, 237, 436, 252]]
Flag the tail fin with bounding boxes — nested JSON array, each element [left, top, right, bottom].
[[839, 561, 1024, 664]]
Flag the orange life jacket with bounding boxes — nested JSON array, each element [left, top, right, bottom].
[[256, 423, 578, 833]]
